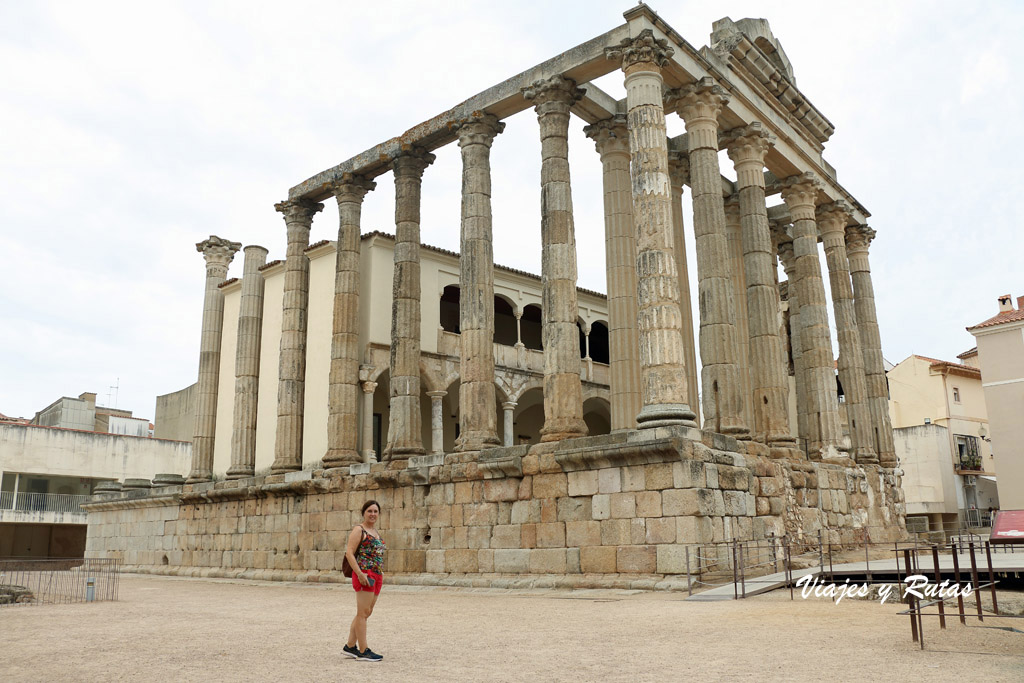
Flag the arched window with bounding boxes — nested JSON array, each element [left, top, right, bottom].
[[589, 321, 609, 364], [440, 285, 460, 334], [521, 304, 543, 351], [494, 296, 517, 346]]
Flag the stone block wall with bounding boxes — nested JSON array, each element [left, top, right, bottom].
[[85, 427, 905, 588]]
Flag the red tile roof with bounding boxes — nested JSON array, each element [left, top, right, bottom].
[[968, 308, 1024, 330]]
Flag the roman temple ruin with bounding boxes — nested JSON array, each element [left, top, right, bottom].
[[85, 6, 906, 586]]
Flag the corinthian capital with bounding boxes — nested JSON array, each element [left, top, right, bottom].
[[329, 172, 376, 204], [844, 224, 876, 254], [779, 172, 821, 218], [196, 235, 241, 271], [274, 198, 324, 225], [665, 77, 730, 123], [454, 113, 505, 149], [391, 148, 436, 180], [522, 74, 584, 112], [815, 200, 852, 237], [583, 115, 630, 157], [605, 28, 674, 71], [723, 122, 775, 164]]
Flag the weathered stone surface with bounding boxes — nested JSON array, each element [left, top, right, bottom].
[[188, 236, 241, 483], [617, 545, 656, 573], [226, 245, 267, 480]]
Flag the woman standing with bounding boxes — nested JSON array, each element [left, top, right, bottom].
[[343, 500, 386, 662]]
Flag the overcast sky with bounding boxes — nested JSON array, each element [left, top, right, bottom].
[[2, 1, 1021, 421]]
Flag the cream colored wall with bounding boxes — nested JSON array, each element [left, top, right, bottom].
[[304, 244, 335, 464], [212, 281, 240, 476], [974, 322, 1024, 509], [0, 424, 191, 480], [254, 262, 284, 473], [887, 356, 947, 428]]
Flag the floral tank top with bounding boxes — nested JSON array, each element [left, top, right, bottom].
[[356, 527, 385, 574]]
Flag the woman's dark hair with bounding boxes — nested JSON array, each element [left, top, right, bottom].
[[362, 500, 380, 514]]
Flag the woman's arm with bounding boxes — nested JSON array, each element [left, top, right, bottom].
[[345, 526, 368, 586]]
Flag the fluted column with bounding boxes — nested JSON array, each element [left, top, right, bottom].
[[226, 244, 268, 479], [668, 77, 747, 437], [667, 150, 701, 422], [322, 175, 375, 468], [723, 195, 753, 430], [523, 75, 587, 442], [427, 390, 446, 455], [188, 236, 241, 483], [605, 29, 697, 429], [775, 234, 809, 451], [502, 401, 517, 446], [270, 199, 322, 474], [780, 174, 845, 458], [846, 225, 897, 466], [584, 115, 642, 431], [385, 150, 435, 461], [455, 114, 504, 451], [725, 125, 795, 446], [818, 202, 877, 465], [361, 380, 377, 463]]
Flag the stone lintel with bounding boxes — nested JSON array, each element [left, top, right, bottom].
[[288, 26, 630, 201]]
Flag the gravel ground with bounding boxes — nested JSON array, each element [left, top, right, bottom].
[[1, 574, 1021, 682]]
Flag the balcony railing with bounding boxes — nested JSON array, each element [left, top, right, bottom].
[[0, 491, 89, 515], [957, 456, 983, 472]]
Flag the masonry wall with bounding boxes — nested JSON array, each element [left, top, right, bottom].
[[85, 428, 905, 587]]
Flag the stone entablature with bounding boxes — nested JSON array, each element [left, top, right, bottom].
[[85, 429, 903, 586]]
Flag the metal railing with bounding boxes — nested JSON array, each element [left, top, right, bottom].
[[684, 525, 1022, 598], [0, 558, 121, 606], [0, 491, 89, 515]]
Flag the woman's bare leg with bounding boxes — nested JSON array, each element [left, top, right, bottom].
[[349, 589, 375, 651]]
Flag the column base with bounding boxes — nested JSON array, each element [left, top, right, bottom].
[[185, 471, 212, 485], [636, 404, 698, 429], [454, 433, 501, 453], [322, 449, 362, 468], [224, 466, 255, 480], [269, 460, 301, 475], [539, 418, 588, 443], [383, 445, 426, 460]]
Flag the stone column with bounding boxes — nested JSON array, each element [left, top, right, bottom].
[[723, 195, 753, 430], [361, 380, 377, 463], [667, 149, 701, 423], [514, 312, 524, 349], [502, 401, 517, 447], [668, 77, 747, 438], [226, 244, 268, 480], [584, 115, 642, 431], [775, 234, 809, 452], [846, 225, 897, 466], [818, 202, 877, 465], [523, 75, 587, 441], [270, 199, 322, 474], [322, 175, 375, 468], [606, 30, 697, 429], [427, 390, 446, 455], [385, 149, 435, 461], [455, 114, 504, 451], [188, 236, 241, 483], [780, 174, 845, 458], [725, 125, 795, 447]]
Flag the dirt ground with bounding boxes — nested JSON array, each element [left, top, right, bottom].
[[2, 574, 1021, 682]]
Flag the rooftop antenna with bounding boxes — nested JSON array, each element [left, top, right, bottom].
[[107, 378, 120, 409]]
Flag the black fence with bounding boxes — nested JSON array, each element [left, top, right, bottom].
[[0, 558, 121, 606]]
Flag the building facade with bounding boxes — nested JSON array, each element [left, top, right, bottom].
[[888, 354, 997, 531], [969, 293, 1024, 510], [0, 393, 190, 558]]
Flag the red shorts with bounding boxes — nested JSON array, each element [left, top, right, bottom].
[[352, 570, 383, 596]]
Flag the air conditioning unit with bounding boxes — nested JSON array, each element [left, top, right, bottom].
[[964, 475, 977, 486]]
